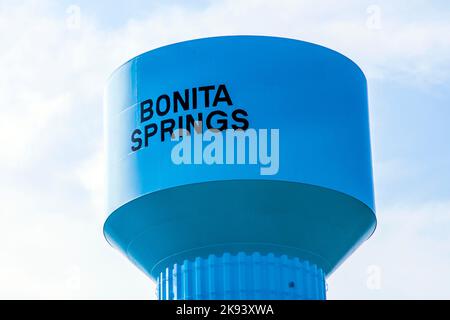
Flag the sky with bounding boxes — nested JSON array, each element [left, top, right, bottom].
[[0, 0, 449, 299]]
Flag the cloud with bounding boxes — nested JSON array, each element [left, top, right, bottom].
[[0, 0, 448, 298], [0, 0, 153, 298], [328, 200, 450, 299], [114, 0, 450, 86]]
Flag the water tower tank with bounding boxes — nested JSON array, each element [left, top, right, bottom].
[[103, 36, 376, 300]]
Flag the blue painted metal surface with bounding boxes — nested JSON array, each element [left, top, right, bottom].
[[103, 36, 376, 300], [157, 252, 326, 300]]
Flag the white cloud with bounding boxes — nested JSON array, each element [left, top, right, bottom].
[[328, 200, 450, 299], [0, 0, 449, 299], [0, 0, 153, 298], [114, 0, 450, 85]]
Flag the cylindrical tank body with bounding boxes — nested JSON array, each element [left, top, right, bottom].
[[103, 36, 376, 300]]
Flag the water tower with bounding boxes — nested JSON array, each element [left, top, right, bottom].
[[103, 36, 376, 300]]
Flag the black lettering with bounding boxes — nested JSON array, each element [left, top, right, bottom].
[[186, 113, 203, 134], [213, 84, 233, 106], [161, 119, 176, 142], [206, 110, 228, 131], [198, 85, 215, 107], [156, 94, 171, 116], [131, 129, 142, 151], [231, 109, 249, 130], [192, 87, 197, 109], [174, 89, 189, 112], [178, 115, 184, 130], [140, 99, 153, 123], [144, 123, 158, 147]]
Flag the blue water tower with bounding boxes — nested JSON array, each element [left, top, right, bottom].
[[103, 36, 376, 300]]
